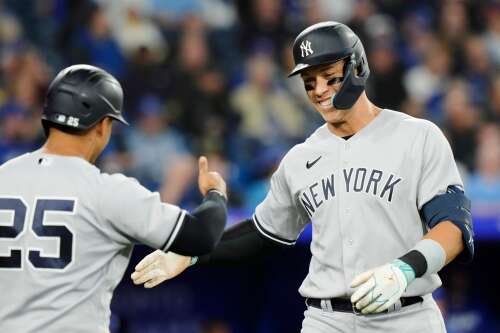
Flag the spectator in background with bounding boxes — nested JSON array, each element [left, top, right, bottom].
[[237, 0, 289, 57], [398, 9, 435, 69], [148, 0, 203, 33], [438, 0, 469, 73], [229, 44, 306, 189], [109, 4, 168, 63], [2, 47, 49, 111], [0, 47, 48, 163], [463, 35, 493, 108], [0, 105, 39, 163], [230, 45, 306, 156], [0, 6, 24, 97], [366, 41, 407, 110], [301, 0, 356, 24], [466, 123, 500, 215], [482, 0, 500, 67], [5, 0, 62, 69], [0, 3, 49, 159], [442, 80, 479, 171], [74, 4, 125, 78], [344, 0, 376, 44], [0, 4, 23, 53], [486, 73, 500, 123], [121, 46, 172, 119], [403, 38, 452, 120], [168, 25, 234, 155], [92, 2, 171, 117], [199, 0, 241, 79], [125, 95, 195, 205]]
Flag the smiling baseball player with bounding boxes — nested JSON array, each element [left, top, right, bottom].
[[0, 64, 228, 333], [132, 22, 473, 332]]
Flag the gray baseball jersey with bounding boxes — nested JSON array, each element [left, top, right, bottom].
[[253, 109, 463, 299], [0, 151, 186, 332]]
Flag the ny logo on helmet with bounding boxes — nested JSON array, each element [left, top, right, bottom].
[[300, 40, 314, 57]]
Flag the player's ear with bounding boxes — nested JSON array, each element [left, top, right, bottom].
[[94, 118, 105, 137], [94, 117, 111, 137]]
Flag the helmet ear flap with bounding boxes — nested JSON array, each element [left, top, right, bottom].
[[332, 55, 367, 109]]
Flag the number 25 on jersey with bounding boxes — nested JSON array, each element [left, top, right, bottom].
[[0, 198, 76, 270]]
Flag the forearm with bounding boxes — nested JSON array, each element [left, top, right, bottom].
[[423, 220, 464, 265], [397, 220, 466, 282], [200, 219, 289, 265], [169, 190, 227, 256], [397, 186, 473, 281]]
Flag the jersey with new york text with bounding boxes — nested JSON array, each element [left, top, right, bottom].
[[253, 109, 463, 299], [0, 152, 185, 333]]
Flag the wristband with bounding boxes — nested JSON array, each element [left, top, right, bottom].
[[207, 189, 227, 202], [399, 239, 446, 278], [411, 239, 446, 276], [391, 259, 416, 285], [190, 256, 199, 266]]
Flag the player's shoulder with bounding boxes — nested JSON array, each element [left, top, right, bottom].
[[277, 126, 327, 167], [97, 172, 154, 209], [0, 152, 30, 170], [383, 109, 440, 135], [98, 172, 141, 188]]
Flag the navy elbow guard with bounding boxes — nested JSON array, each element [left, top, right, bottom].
[[421, 186, 474, 262]]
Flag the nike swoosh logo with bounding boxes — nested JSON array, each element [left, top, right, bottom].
[[306, 156, 322, 169]]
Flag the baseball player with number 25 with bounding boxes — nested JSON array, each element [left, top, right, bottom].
[[132, 22, 474, 332], [0, 65, 228, 333]]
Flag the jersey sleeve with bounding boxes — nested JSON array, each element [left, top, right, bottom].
[[253, 159, 309, 245], [417, 122, 464, 209], [98, 173, 185, 250]]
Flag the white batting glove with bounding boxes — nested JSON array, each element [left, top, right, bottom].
[[131, 250, 192, 288], [350, 260, 415, 314]]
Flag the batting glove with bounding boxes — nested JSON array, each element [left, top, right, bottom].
[[350, 260, 416, 314], [131, 250, 191, 288]]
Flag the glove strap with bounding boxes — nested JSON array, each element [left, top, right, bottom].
[[391, 259, 416, 285], [190, 256, 199, 266]]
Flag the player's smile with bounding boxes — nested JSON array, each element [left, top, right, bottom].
[[318, 97, 333, 109]]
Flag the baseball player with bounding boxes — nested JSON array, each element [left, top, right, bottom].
[[0, 64, 228, 333], [132, 22, 474, 332]]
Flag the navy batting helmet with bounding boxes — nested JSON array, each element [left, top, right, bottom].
[[289, 21, 370, 109], [42, 64, 128, 136]]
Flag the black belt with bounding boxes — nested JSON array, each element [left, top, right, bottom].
[[306, 296, 423, 314]]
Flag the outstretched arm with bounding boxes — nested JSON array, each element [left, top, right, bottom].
[[131, 219, 288, 288], [198, 219, 288, 264]]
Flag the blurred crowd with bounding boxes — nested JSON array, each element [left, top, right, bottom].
[[0, 0, 499, 213], [0, 1, 499, 332]]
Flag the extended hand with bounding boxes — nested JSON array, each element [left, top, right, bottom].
[[350, 261, 413, 314], [131, 250, 191, 288]]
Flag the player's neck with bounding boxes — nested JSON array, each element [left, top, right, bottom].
[[327, 97, 382, 137], [40, 131, 96, 163]]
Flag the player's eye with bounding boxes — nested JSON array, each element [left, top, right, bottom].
[[327, 77, 344, 86], [304, 81, 315, 91]]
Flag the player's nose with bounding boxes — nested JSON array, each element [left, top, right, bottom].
[[314, 77, 330, 97]]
